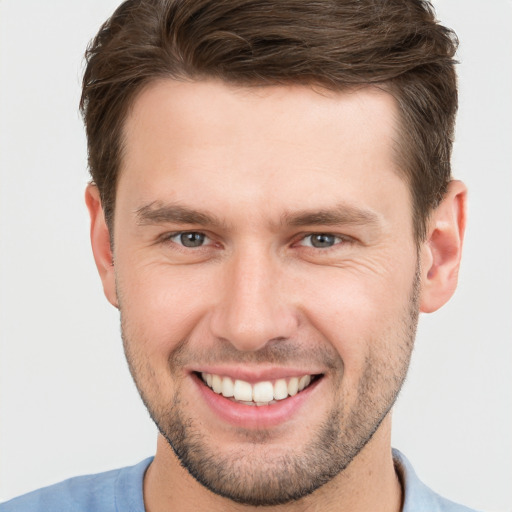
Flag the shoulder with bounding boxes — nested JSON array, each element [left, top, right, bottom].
[[393, 449, 482, 512], [0, 458, 153, 512]]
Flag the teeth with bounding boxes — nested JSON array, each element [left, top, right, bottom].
[[253, 381, 274, 403], [273, 379, 288, 400], [200, 372, 315, 404], [212, 374, 223, 394], [221, 377, 234, 397], [298, 375, 311, 391], [288, 377, 299, 396], [233, 379, 253, 401]]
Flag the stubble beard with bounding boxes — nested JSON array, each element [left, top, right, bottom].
[[120, 271, 420, 507]]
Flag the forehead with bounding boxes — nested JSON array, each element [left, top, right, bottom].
[[118, 79, 409, 228], [123, 80, 399, 161]]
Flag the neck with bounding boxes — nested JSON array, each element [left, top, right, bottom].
[[143, 414, 402, 512]]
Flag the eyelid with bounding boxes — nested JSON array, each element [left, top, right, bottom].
[[159, 230, 213, 247], [157, 230, 353, 249], [295, 232, 349, 248]]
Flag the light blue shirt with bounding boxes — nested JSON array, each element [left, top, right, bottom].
[[393, 450, 481, 512], [0, 450, 481, 511]]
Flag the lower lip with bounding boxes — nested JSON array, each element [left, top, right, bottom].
[[192, 373, 321, 429]]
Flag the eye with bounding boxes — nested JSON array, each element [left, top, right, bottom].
[[299, 233, 343, 248], [169, 232, 209, 248]]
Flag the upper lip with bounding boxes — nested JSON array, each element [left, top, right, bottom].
[[190, 366, 323, 383]]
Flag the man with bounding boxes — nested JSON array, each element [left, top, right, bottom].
[[0, 0, 479, 511]]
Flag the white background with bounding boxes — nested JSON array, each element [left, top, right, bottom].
[[0, 1, 510, 510]]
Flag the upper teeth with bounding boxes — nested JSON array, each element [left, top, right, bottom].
[[201, 373, 313, 404]]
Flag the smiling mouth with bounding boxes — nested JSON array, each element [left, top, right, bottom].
[[198, 372, 322, 406]]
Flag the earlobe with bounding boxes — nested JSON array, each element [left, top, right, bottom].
[[419, 180, 467, 313], [85, 185, 119, 308]]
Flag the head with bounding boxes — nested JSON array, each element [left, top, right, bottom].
[[83, 0, 465, 507]]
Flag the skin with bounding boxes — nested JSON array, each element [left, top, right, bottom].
[[87, 80, 466, 512]]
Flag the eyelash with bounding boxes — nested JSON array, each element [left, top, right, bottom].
[[296, 233, 347, 249], [160, 231, 214, 249], [159, 231, 351, 250]]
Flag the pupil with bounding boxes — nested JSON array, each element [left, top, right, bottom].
[[181, 232, 205, 247], [311, 234, 335, 248]]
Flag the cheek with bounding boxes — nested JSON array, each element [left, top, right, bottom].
[[116, 261, 215, 359], [297, 261, 417, 381]]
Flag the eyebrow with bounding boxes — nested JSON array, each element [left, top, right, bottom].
[[282, 204, 381, 228], [135, 201, 381, 230], [135, 202, 226, 228]]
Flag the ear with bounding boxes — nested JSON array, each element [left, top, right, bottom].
[[85, 184, 118, 308], [419, 180, 467, 313]]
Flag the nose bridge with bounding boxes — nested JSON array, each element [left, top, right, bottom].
[[210, 243, 297, 352]]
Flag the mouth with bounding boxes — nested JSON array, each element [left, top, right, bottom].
[[192, 369, 325, 428], [196, 371, 322, 406]]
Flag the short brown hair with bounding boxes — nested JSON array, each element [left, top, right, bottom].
[[80, 0, 458, 242]]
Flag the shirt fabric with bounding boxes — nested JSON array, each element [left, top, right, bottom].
[[0, 449, 481, 511]]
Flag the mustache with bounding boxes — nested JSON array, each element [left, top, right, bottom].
[[168, 337, 342, 371]]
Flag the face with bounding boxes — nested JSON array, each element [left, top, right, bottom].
[[110, 81, 419, 505]]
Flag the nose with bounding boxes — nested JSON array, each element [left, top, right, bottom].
[[209, 247, 299, 352]]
